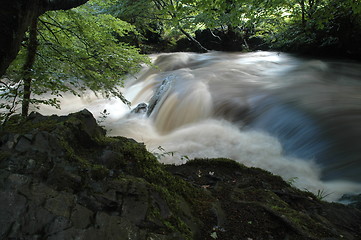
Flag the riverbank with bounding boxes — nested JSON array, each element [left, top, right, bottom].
[[1, 110, 360, 239]]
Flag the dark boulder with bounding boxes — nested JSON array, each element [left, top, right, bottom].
[[0, 109, 200, 240]]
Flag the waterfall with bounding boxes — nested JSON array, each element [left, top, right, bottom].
[[37, 51, 361, 201]]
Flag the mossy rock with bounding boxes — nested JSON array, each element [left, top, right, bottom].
[[166, 158, 361, 240], [0, 110, 205, 240]]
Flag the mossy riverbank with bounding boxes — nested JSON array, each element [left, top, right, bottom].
[[0, 110, 360, 239]]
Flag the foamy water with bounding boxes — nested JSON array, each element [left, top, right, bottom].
[[35, 51, 361, 201]]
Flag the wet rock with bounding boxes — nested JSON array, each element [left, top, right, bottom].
[[131, 102, 148, 114], [147, 77, 174, 116]]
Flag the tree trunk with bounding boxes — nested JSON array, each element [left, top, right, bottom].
[[179, 28, 208, 53], [21, 18, 38, 117], [0, 0, 90, 78], [299, 0, 306, 27]]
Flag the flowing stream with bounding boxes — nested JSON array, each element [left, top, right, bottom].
[[37, 51, 361, 201]]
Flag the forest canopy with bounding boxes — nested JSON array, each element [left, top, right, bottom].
[[1, 0, 360, 122]]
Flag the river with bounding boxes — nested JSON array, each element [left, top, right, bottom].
[[37, 51, 361, 201]]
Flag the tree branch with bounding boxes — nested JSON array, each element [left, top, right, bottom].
[[179, 27, 208, 53], [44, 0, 90, 11], [0, 0, 91, 78]]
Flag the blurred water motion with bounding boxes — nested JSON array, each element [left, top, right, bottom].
[[37, 51, 361, 200]]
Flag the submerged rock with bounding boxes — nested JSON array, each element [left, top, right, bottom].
[[0, 109, 360, 239]]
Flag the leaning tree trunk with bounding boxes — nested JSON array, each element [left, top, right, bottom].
[[21, 18, 38, 117], [179, 27, 208, 53]]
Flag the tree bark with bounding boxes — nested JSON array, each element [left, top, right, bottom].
[[179, 28, 208, 53], [45, 0, 90, 11], [21, 18, 38, 117], [0, 0, 90, 78], [299, 0, 306, 27]]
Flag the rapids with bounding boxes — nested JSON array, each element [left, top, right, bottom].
[[36, 51, 361, 201]]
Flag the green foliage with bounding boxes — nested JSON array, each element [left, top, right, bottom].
[[107, 0, 361, 57], [151, 145, 175, 161], [0, 80, 21, 123], [106, 0, 292, 49], [36, 7, 148, 100], [2, 0, 360, 124], [2, 2, 149, 122], [266, 0, 361, 56], [315, 189, 332, 200], [101, 0, 165, 45]]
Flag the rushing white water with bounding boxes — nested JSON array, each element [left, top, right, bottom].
[[36, 51, 361, 201]]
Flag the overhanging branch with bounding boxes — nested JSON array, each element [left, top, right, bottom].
[[44, 0, 90, 11]]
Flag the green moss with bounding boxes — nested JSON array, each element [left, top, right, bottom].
[[3, 115, 58, 134], [90, 164, 109, 181], [98, 136, 208, 239], [188, 158, 282, 178], [269, 205, 333, 238], [232, 187, 290, 209], [149, 183, 193, 239], [58, 136, 89, 165], [188, 158, 245, 169]]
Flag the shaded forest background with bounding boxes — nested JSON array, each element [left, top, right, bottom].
[[1, 0, 361, 121], [112, 0, 361, 58]]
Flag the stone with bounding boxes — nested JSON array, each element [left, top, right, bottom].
[[14, 135, 32, 153], [121, 181, 149, 224], [44, 192, 75, 218], [70, 204, 94, 229], [99, 149, 126, 169], [46, 228, 84, 240], [46, 216, 72, 235], [20, 182, 58, 206], [46, 165, 82, 192], [69, 109, 106, 140], [4, 134, 20, 150], [20, 205, 54, 236], [131, 102, 148, 114], [0, 191, 27, 238], [7, 173, 31, 187], [95, 212, 141, 240]]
